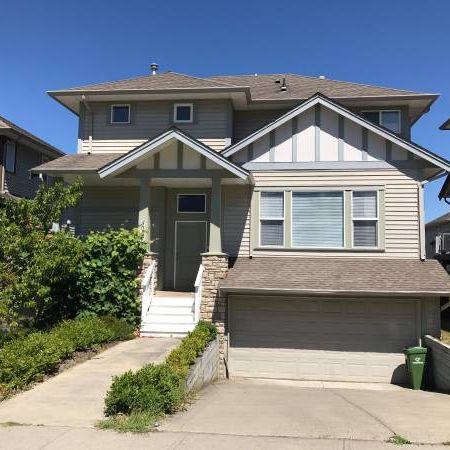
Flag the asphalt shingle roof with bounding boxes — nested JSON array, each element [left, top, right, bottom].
[[220, 257, 450, 296], [31, 153, 119, 172]]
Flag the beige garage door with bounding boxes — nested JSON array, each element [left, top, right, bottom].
[[228, 296, 419, 383]]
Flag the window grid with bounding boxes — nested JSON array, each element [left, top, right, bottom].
[[259, 191, 285, 247], [351, 191, 379, 248]]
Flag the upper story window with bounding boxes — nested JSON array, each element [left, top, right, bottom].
[[257, 189, 382, 250], [4, 140, 16, 173], [361, 110, 401, 134], [110, 104, 130, 124], [292, 192, 344, 248], [260, 192, 284, 247], [174, 103, 193, 123], [352, 191, 378, 248]]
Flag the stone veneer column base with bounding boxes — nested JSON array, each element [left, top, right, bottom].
[[200, 252, 229, 378], [137, 252, 158, 299]]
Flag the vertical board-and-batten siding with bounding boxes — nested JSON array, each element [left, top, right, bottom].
[[250, 170, 420, 258], [231, 105, 412, 164], [79, 100, 232, 153]]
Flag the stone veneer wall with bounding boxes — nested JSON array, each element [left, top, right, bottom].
[[137, 252, 158, 299], [200, 253, 229, 378]]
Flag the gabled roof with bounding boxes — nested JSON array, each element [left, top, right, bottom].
[[440, 117, 450, 130], [98, 127, 249, 179], [426, 211, 450, 227], [221, 93, 450, 172], [208, 73, 436, 101], [0, 114, 64, 157]]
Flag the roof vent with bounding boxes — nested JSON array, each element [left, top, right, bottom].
[[319, 75, 326, 79], [280, 77, 287, 91], [150, 63, 159, 75]]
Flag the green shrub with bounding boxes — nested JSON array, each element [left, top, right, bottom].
[[76, 228, 147, 325], [0, 316, 134, 395], [166, 321, 217, 376], [105, 364, 184, 416], [103, 321, 217, 424]]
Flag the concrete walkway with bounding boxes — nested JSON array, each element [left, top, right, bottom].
[[0, 337, 178, 428]]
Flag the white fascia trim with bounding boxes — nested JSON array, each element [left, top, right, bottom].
[[98, 129, 248, 179], [222, 95, 450, 172]]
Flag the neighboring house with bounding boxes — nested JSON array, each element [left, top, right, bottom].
[[0, 115, 64, 199], [33, 67, 450, 384], [425, 212, 450, 263]]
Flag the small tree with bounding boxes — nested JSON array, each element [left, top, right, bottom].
[[0, 179, 84, 331]]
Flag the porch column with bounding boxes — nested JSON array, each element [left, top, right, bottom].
[[138, 178, 151, 249], [209, 177, 222, 253]]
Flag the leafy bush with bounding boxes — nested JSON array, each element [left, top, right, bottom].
[[0, 316, 134, 395], [104, 364, 184, 416], [76, 228, 147, 325], [0, 179, 84, 331], [103, 321, 217, 425], [166, 321, 217, 376]]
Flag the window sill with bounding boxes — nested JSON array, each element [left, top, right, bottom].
[[253, 247, 385, 253]]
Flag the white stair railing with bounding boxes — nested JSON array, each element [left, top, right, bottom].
[[193, 264, 204, 323], [141, 261, 156, 321]]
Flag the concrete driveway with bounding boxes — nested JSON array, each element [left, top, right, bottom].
[[162, 379, 450, 445]]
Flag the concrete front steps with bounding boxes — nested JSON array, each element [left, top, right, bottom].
[[140, 291, 197, 338]]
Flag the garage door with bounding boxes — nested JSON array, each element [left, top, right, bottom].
[[228, 296, 418, 383]]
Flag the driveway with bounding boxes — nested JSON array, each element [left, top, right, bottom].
[[162, 379, 450, 445], [0, 337, 178, 428]]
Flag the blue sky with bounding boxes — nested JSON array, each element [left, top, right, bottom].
[[1, 0, 450, 221]]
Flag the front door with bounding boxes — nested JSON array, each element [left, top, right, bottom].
[[174, 221, 207, 291]]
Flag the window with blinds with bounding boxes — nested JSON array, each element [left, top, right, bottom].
[[292, 192, 344, 248], [260, 192, 284, 246], [352, 191, 378, 247]]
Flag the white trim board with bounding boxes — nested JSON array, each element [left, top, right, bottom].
[[98, 128, 248, 179], [221, 94, 450, 172]]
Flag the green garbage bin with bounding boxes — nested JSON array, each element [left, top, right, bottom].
[[404, 346, 427, 390]]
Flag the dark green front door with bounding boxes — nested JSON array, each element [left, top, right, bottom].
[[174, 221, 207, 291]]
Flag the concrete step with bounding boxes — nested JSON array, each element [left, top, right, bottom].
[[148, 305, 194, 315], [140, 330, 188, 338], [150, 297, 194, 308], [140, 321, 197, 336], [145, 313, 195, 324]]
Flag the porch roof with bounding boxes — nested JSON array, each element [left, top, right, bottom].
[[220, 257, 450, 297]]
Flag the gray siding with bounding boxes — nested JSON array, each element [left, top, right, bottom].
[[425, 222, 450, 258], [424, 335, 450, 392], [233, 109, 289, 142], [79, 100, 232, 152], [3, 142, 44, 198], [222, 185, 251, 257]]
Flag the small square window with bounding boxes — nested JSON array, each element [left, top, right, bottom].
[[174, 104, 193, 123], [111, 105, 130, 124], [4, 141, 16, 173], [177, 194, 206, 213]]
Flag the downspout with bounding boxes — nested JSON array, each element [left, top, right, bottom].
[[81, 95, 93, 154], [418, 180, 426, 261]]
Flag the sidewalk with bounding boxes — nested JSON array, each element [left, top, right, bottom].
[[0, 337, 178, 428]]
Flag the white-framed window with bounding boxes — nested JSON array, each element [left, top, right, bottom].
[[361, 110, 401, 134], [260, 191, 284, 247], [174, 103, 193, 123], [292, 191, 344, 248], [110, 104, 130, 124], [4, 140, 16, 173], [352, 191, 378, 248], [177, 194, 206, 213]]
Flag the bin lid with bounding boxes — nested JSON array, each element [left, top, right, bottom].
[[404, 346, 427, 355]]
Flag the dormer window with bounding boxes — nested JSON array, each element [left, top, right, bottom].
[[111, 104, 130, 124], [174, 103, 193, 123], [361, 110, 401, 134]]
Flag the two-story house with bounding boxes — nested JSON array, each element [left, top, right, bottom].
[[0, 115, 64, 200], [33, 67, 450, 384]]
